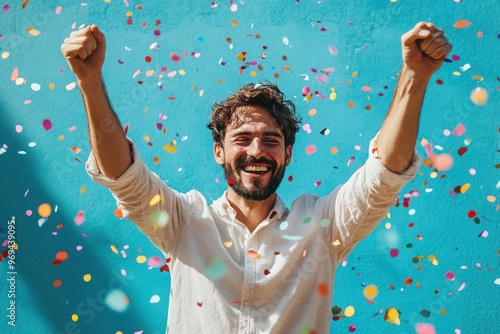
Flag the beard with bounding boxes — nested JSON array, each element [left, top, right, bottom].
[[223, 156, 286, 201]]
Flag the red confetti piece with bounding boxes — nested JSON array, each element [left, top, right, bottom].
[[467, 210, 476, 218], [404, 277, 413, 285], [264, 269, 271, 275], [228, 177, 236, 185], [457, 147, 468, 156]]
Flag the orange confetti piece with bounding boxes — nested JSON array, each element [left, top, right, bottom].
[[53, 279, 62, 288], [247, 249, 260, 260], [56, 251, 68, 261], [348, 101, 355, 108], [114, 208, 123, 219], [22, 0, 28, 9], [11, 68, 18, 81], [453, 20, 471, 28], [317, 283, 329, 296]]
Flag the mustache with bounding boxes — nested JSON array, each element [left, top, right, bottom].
[[235, 156, 277, 171]]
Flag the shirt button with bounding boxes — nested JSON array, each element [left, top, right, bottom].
[[243, 300, 249, 306]]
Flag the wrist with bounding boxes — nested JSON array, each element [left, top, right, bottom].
[[401, 65, 431, 84], [77, 73, 104, 91]]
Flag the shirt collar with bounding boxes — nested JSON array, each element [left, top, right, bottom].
[[212, 191, 288, 221]]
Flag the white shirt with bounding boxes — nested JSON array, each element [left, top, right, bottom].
[[86, 137, 419, 333]]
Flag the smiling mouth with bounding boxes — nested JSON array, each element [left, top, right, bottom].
[[242, 164, 270, 174]]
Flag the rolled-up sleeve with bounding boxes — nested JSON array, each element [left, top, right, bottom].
[[319, 136, 420, 263], [85, 139, 197, 254]]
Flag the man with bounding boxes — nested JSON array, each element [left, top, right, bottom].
[[61, 22, 451, 333]]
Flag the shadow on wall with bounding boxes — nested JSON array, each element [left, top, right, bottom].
[[0, 111, 155, 333]]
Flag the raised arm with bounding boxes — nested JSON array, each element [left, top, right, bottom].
[[377, 22, 452, 174], [61, 25, 131, 178]]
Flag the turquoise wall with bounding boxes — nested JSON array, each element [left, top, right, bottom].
[[1, 0, 498, 333]]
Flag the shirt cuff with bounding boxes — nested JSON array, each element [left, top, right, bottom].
[[367, 134, 421, 185], [85, 138, 142, 188]]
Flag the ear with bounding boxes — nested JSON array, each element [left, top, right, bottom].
[[285, 145, 292, 166], [214, 142, 224, 165]]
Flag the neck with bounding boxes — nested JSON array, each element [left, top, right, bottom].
[[226, 189, 276, 233]]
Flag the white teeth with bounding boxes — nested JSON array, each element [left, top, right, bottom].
[[244, 166, 269, 172]]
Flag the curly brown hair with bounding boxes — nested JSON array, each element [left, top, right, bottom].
[[207, 83, 301, 148]]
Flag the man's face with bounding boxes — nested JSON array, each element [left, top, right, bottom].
[[214, 105, 292, 201]]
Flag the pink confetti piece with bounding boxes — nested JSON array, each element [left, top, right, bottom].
[[347, 156, 355, 166], [305, 145, 316, 155], [361, 86, 371, 92], [329, 45, 338, 55], [415, 323, 436, 334], [74, 210, 85, 226], [42, 119, 52, 131], [2, 4, 10, 12], [170, 53, 181, 62], [302, 86, 310, 96], [55, 6, 62, 14], [147, 256, 163, 267], [457, 282, 466, 292], [452, 123, 466, 136], [316, 75, 328, 83], [15, 125, 23, 133], [445, 271, 455, 281]]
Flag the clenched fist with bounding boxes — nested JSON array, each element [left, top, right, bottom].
[[402, 22, 452, 78], [61, 25, 106, 81]]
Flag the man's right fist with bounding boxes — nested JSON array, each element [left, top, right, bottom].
[[61, 25, 106, 81]]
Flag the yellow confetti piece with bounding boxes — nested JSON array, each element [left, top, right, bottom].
[[363, 284, 378, 299], [250, 70, 257, 77], [385, 222, 392, 229], [352, 71, 358, 77], [163, 144, 177, 153], [460, 183, 471, 194], [223, 241, 233, 248], [126, 11, 133, 17], [231, 20, 238, 27], [1, 51, 9, 59], [471, 74, 484, 81], [110, 245, 119, 254], [384, 307, 400, 325], [71, 314, 79, 322], [49, 83, 55, 90], [136, 255, 147, 264], [15, 78, 24, 85], [199, 89, 204, 97], [80, 187, 87, 193], [143, 135, 150, 141], [58, 135, 65, 140], [83, 274, 92, 282], [332, 240, 341, 246], [344, 306, 355, 317], [149, 194, 161, 206], [27, 26, 41, 36], [179, 69, 186, 75], [428, 254, 439, 266]]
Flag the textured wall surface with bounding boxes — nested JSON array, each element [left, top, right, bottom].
[[0, 0, 498, 333]]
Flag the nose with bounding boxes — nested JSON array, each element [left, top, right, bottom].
[[247, 138, 265, 159]]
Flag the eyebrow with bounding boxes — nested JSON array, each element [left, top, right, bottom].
[[230, 130, 284, 139]]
